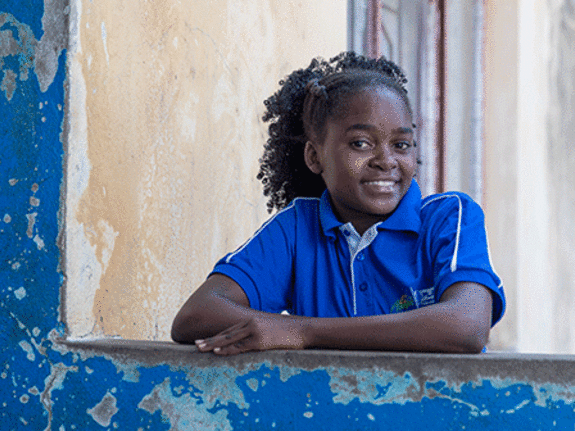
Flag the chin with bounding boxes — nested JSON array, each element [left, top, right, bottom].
[[370, 201, 400, 215]]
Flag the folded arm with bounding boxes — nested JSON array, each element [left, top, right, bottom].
[[171, 273, 493, 355]]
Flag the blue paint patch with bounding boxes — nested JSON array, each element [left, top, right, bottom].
[[0, 4, 66, 430], [0, 30, 65, 339], [0, 2, 45, 40]]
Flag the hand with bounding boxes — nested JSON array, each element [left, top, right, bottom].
[[194, 316, 306, 356]]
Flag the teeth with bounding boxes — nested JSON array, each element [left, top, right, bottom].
[[365, 181, 395, 186]]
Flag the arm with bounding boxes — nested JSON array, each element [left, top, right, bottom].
[[173, 276, 493, 355], [304, 281, 493, 353], [171, 273, 301, 343]]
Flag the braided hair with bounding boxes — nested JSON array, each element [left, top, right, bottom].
[[257, 51, 412, 212]]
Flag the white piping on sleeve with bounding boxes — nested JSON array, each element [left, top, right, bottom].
[[484, 225, 504, 288], [421, 194, 463, 272]]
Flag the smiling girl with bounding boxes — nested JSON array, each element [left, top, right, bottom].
[[171, 52, 506, 355]]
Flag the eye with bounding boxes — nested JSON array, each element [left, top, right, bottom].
[[350, 140, 370, 150], [393, 141, 412, 151]]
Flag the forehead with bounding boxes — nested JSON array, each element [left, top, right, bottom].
[[331, 86, 412, 127]]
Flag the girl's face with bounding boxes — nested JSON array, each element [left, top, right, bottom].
[[305, 86, 417, 235]]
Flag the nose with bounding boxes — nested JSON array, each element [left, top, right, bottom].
[[370, 144, 398, 170]]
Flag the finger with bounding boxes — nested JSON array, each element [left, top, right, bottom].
[[202, 325, 252, 350], [212, 320, 250, 337], [204, 321, 250, 343], [194, 321, 247, 351], [214, 338, 256, 356]]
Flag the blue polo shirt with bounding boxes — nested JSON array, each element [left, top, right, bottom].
[[212, 180, 505, 325]]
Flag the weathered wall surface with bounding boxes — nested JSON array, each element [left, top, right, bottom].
[[1, 1, 67, 329], [1, 0, 68, 427], [547, 0, 575, 354], [65, 0, 348, 341], [484, 0, 575, 353], [2, 1, 575, 429], [483, 0, 520, 351], [19, 339, 575, 430]]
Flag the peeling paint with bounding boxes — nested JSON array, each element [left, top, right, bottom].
[[327, 367, 420, 405], [87, 391, 118, 427], [14, 286, 26, 300], [35, 0, 68, 92], [0, 14, 35, 99], [41, 362, 79, 428], [26, 212, 37, 238], [18, 340, 35, 361], [0, 2, 67, 100], [1, 68, 17, 100], [139, 378, 233, 431], [33, 234, 45, 250]]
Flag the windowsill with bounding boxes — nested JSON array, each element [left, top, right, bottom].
[[58, 338, 575, 385]]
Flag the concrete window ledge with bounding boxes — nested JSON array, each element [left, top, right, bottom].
[[55, 339, 575, 430]]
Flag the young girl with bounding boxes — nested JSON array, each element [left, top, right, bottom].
[[171, 52, 506, 355]]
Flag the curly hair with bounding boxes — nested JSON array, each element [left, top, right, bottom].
[[257, 51, 413, 212]]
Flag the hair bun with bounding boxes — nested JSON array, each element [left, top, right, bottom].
[[306, 79, 328, 101]]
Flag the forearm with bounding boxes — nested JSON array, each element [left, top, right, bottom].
[[172, 291, 280, 343], [304, 302, 489, 353]]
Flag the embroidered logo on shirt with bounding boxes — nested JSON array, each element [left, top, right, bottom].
[[391, 295, 415, 313], [414, 287, 435, 307]]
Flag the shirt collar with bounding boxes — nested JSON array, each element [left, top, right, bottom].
[[377, 179, 422, 233], [319, 179, 422, 238], [319, 190, 343, 238]]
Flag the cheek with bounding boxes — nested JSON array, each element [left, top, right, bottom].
[[349, 154, 369, 173], [401, 154, 417, 176]]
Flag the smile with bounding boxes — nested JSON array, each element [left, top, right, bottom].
[[363, 180, 396, 187]]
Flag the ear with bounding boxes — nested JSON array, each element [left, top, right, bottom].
[[304, 141, 323, 175]]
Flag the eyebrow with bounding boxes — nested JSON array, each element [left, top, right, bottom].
[[346, 124, 414, 134], [394, 127, 414, 135]]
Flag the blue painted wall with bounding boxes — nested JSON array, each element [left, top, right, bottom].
[[1, 2, 574, 430]]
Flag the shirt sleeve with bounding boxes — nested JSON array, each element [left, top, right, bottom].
[[210, 207, 296, 313], [426, 193, 506, 325]]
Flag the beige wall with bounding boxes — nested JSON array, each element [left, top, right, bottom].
[[484, 0, 575, 353], [65, 0, 347, 340], [483, 0, 520, 350], [65, 0, 575, 351]]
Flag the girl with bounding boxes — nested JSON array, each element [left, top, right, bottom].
[[171, 52, 506, 355]]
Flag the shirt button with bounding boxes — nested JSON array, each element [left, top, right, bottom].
[[357, 253, 365, 261], [359, 282, 368, 292]]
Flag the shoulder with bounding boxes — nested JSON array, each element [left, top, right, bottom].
[[421, 191, 483, 218], [277, 196, 321, 221], [422, 191, 478, 210], [290, 196, 322, 211], [419, 192, 486, 238], [222, 196, 321, 263], [260, 196, 322, 235]]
